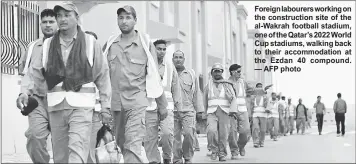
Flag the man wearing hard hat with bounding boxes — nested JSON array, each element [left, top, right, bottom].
[[227, 64, 272, 158], [203, 63, 238, 161]]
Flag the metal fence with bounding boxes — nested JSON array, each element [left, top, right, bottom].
[[1, 1, 39, 75]]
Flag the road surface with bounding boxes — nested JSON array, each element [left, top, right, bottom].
[[2, 125, 355, 163]]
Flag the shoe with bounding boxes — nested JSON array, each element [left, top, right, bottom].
[[219, 156, 227, 161], [273, 138, 278, 141], [164, 159, 171, 164], [173, 160, 183, 164], [239, 148, 246, 156], [260, 143, 264, 147], [254, 144, 260, 148], [337, 134, 341, 137], [342, 134, 345, 137], [231, 155, 239, 160], [206, 151, 212, 157], [211, 153, 217, 160], [319, 132, 321, 135], [194, 147, 200, 151], [184, 159, 192, 164]]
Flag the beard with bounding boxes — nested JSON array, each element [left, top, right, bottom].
[[213, 75, 223, 80], [120, 26, 134, 34]]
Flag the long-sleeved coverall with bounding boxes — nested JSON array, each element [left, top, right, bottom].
[[173, 68, 203, 163], [104, 31, 168, 163], [22, 33, 112, 163], [20, 38, 51, 164]]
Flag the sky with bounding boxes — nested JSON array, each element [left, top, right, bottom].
[[239, 1, 355, 108]]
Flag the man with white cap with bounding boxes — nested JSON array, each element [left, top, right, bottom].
[[102, 5, 168, 163], [278, 95, 288, 136], [204, 63, 237, 161], [17, 2, 112, 163]]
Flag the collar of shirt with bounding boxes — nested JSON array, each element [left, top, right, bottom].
[[59, 32, 78, 46], [113, 30, 140, 45]]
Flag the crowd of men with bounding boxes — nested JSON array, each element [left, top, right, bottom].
[[16, 2, 349, 164]]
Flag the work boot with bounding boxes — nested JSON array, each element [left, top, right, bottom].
[[164, 159, 171, 164], [211, 153, 217, 160], [319, 132, 322, 135], [219, 156, 227, 161], [184, 159, 192, 164], [254, 143, 260, 148], [239, 148, 246, 156], [260, 143, 264, 147], [206, 150, 212, 157], [290, 131, 293, 135]]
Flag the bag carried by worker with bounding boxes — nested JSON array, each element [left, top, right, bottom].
[[95, 124, 122, 163]]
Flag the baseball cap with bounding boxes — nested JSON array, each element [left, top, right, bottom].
[[117, 5, 137, 18], [54, 1, 79, 15]]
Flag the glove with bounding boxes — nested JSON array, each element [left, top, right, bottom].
[[196, 112, 204, 122], [158, 108, 168, 121], [21, 96, 38, 116]]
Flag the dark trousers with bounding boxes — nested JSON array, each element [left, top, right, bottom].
[[335, 113, 346, 135], [316, 114, 324, 133]]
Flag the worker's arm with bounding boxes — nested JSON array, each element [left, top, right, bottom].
[[333, 101, 337, 113], [344, 100, 347, 113], [18, 47, 29, 76], [171, 68, 182, 111], [193, 75, 204, 113], [203, 85, 209, 112], [295, 105, 298, 119], [92, 40, 112, 112], [278, 104, 283, 118]]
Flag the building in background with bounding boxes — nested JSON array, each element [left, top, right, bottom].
[[1, 0, 273, 154]]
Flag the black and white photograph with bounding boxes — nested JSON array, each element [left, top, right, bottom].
[[1, 0, 355, 163]]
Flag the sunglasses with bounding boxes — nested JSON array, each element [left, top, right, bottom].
[[231, 70, 241, 73], [213, 69, 223, 73]]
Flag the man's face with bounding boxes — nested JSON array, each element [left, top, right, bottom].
[[272, 93, 277, 100], [317, 97, 321, 102], [56, 9, 78, 31], [212, 69, 223, 80], [172, 51, 185, 68], [288, 99, 291, 103], [299, 99, 302, 104], [117, 12, 136, 34], [41, 16, 57, 36], [231, 68, 242, 78], [282, 97, 285, 100], [256, 84, 263, 88], [155, 43, 166, 61]]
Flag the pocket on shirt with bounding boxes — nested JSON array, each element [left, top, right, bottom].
[[182, 80, 193, 92], [129, 58, 146, 76]]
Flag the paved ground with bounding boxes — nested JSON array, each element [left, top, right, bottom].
[[2, 125, 355, 163]]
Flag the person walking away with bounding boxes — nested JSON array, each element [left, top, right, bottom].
[[227, 64, 272, 158], [287, 97, 296, 135], [251, 87, 268, 148], [295, 99, 308, 135], [172, 50, 204, 163], [333, 93, 347, 137], [103, 5, 168, 163], [204, 63, 238, 162], [17, 2, 112, 163], [16, 9, 57, 163], [144, 39, 181, 164], [267, 92, 279, 141]]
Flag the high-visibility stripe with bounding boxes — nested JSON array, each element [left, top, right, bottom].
[[208, 99, 230, 106], [23, 39, 40, 74], [48, 86, 95, 93]]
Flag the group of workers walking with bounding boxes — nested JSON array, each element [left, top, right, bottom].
[[15, 2, 349, 164]]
